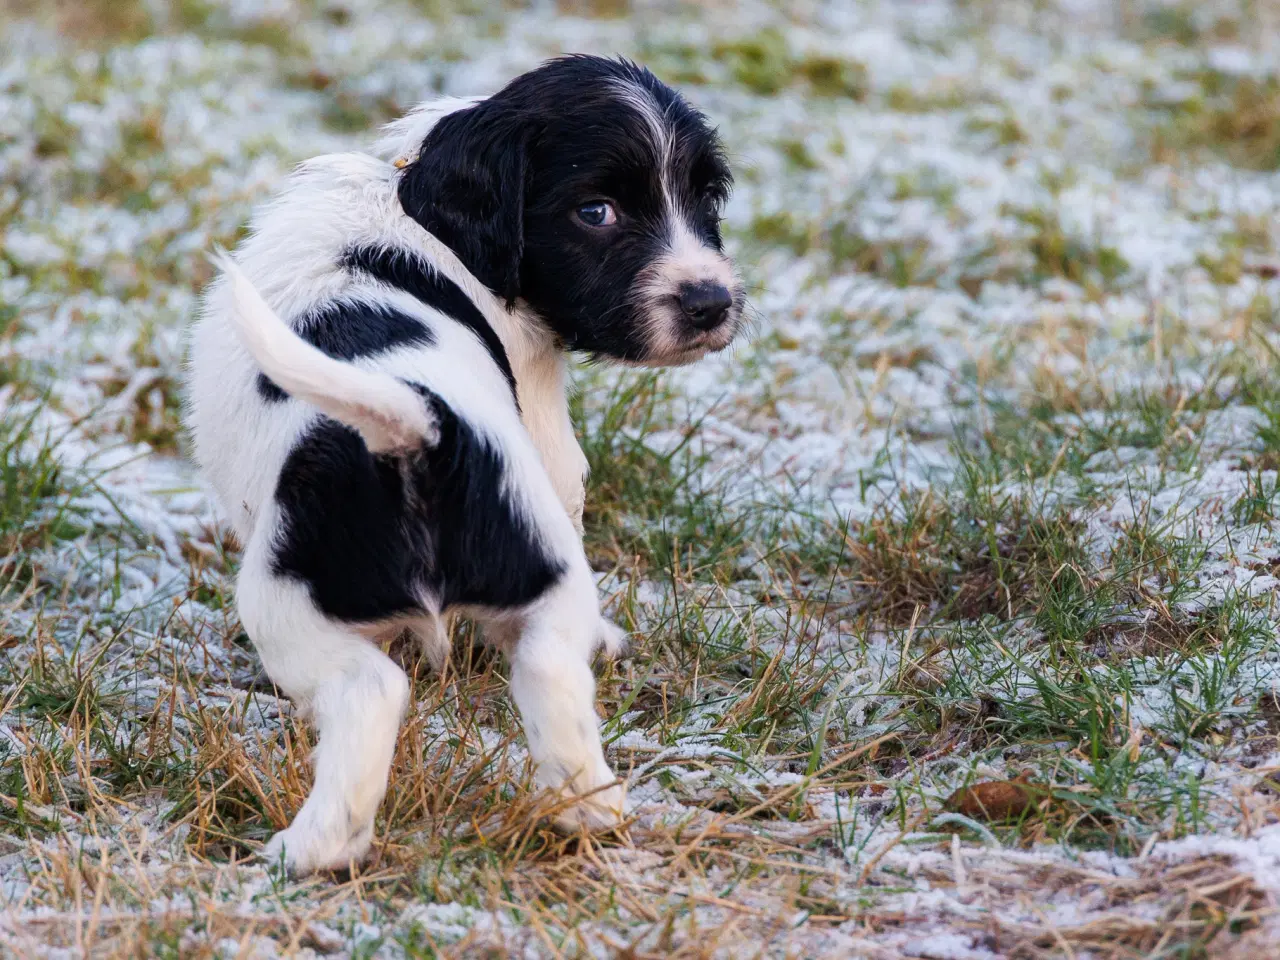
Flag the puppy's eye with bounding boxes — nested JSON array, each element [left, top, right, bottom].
[[575, 201, 617, 228]]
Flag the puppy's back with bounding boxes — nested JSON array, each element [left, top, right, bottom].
[[185, 153, 409, 539]]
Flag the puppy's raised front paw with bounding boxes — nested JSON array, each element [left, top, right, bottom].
[[594, 619, 629, 660]]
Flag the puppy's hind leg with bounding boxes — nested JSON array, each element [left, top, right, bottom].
[[237, 557, 409, 875]]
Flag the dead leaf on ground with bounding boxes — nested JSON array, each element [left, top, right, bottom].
[[944, 774, 1049, 821]]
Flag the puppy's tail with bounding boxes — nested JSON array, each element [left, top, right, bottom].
[[212, 250, 439, 455]]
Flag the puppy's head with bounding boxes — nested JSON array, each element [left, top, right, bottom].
[[398, 56, 742, 366]]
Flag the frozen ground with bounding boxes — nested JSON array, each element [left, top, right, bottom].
[[2, 0, 1280, 956]]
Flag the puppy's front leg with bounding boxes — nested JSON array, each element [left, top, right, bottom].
[[505, 570, 624, 828], [559, 436, 589, 538], [515, 349, 588, 535]]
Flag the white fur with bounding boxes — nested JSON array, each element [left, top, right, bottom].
[[188, 152, 588, 540], [608, 78, 673, 167], [213, 251, 439, 455], [187, 150, 623, 875], [372, 96, 483, 166]]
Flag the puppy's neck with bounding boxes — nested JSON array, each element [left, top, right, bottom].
[[386, 191, 568, 414], [506, 311, 570, 416]]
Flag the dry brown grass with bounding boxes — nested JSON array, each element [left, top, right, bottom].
[[2, 775, 1273, 957], [3, 610, 1276, 957]]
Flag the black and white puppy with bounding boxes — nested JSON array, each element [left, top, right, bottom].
[[186, 56, 742, 874]]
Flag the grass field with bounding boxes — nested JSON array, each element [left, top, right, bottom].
[[3, 0, 1280, 956]]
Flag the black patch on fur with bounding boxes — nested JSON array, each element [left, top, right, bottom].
[[255, 300, 435, 402], [270, 384, 563, 621], [256, 375, 289, 402], [342, 245, 519, 404], [398, 55, 735, 363]]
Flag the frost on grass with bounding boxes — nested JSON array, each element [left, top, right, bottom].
[[3, 0, 1280, 956]]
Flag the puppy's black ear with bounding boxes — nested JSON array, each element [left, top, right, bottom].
[[398, 104, 531, 305]]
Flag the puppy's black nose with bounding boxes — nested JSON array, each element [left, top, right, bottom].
[[677, 281, 733, 331]]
